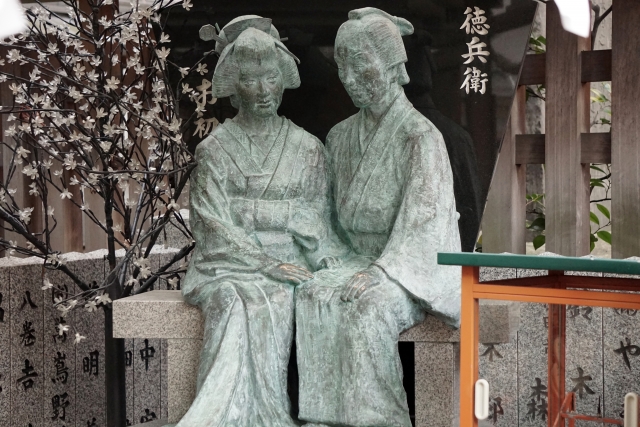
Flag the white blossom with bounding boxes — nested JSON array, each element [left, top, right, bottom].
[[196, 63, 208, 75], [96, 293, 112, 305], [60, 188, 73, 199], [41, 277, 54, 291], [6, 49, 20, 63], [156, 46, 170, 62], [58, 324, 70, 336], [74, 333, 86, 344], [125, 277, 138, 287], [18, 207, 34, 224], [84, 300, 98, 312], [167, 276, 179, 289]]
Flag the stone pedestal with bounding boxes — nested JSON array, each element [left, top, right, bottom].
[[115, 290, 517, 426]]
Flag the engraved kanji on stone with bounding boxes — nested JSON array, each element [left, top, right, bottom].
[[20, 291, 38, 310], [51, 392, 70, 420], [488, 397, 503, 425], [140, 408, 157, 423], [17, 359, 38, 391], [614, 308, 638, 316], [527, 397, 548, 421], [52, 351, 69, 384], [571, 367, 595, 399], [51, 282, 68, 304], [460, 67, 488, 94], [53, 316, 67, 344], [462, 37, 490, 64], [567, 305, 592, 321], [139, 339, 156, 371], [87, 417, 97, 427], [614, 337, 640, 370], [20, 320, 36, 346], [530, 377, 547, 402], [481, 344, 503, 362], [83, 350, 99, 376], [460, 6, 490, 35], [124, 350, 133, 367]]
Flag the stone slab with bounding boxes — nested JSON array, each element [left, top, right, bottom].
[[115, 290, 517, 343], [415, 342, 456, 427], [44, 268, 77, 427], [517, 301, 549, 427], [125, 338, 135, 426], [0, 266, 10, 427], [167, 338, 202, 423], [601, 266, 640, 422], [134, 338, 162, 425], [564, 271, 603, 426], [478, 341, 518, 427], [113, 291, 203, 339], [71, 256, 106, 427], [11, 263, 44, 427]]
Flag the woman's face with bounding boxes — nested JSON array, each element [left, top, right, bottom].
[[335, 33, 390, 109], [235, 57, 284, 118]]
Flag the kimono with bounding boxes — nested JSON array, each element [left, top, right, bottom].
[[296, 91, 462, 427], [174, 117, 344, 427]]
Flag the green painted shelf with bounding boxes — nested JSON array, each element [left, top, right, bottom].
[[437, 252, 640, 275]]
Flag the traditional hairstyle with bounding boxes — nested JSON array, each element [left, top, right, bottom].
[[211, 15, 300, 98], [336, 7, 415, 85]]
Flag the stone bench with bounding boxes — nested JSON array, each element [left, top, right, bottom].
[[114, 290, 518, 426]]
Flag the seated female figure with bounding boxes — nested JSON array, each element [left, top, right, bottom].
[[172, 16, 345, 427]]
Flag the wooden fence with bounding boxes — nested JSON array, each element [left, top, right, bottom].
[[482, 0, 640, 259]]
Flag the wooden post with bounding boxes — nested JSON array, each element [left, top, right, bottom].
[[481, 86, 526, 254], [544, 2, 590, 257], [612, 0, 640, 258], [459, 266, 479, 427]]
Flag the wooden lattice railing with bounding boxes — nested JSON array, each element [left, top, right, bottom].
[[482, 0, 640, 259]]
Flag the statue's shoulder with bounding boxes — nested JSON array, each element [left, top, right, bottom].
[[285, 118, 324, 153], [194, 125, 226, 160], [401, 107, 445, 149], [326, 113, 357, 150]]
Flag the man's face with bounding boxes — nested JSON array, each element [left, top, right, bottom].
[[235, 58, 284, 118], [335, 34, 389, 109]]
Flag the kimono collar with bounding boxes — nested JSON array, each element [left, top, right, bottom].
[[339, 91, 414, 226]]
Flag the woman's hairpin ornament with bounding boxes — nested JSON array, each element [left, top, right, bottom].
[[199, 24, 224, 43], [199, 19, 297, 63]]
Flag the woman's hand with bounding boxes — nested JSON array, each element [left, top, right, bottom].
[[263, 263, 314, 285], [340, 268, 381, 302], [319, 256, 341, 269]]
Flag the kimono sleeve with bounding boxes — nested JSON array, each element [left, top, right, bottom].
[[288, 135, 350, 270], [373, 125, 462, 327], [189, 137, 280, 272]]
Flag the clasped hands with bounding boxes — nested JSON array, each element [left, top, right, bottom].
[[263, 258, 381, 302], [262, 256, 341, 285]]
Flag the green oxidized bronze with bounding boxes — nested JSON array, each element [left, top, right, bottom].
[[170, 9, 461, 427]]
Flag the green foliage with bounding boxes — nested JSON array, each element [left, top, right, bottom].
[[596, 203, 610, 220], [529, 35, 546, 54], [533, 234, 545, 250]]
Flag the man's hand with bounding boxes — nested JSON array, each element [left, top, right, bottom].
[[340, 268, 380, 302], [319, 256, 341, 269], [263, 263, 314, 285]]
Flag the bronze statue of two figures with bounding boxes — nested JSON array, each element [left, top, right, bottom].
[[171, 8, 461, 427]]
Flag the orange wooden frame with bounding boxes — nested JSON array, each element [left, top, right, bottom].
[[459, 266, 640, 427]]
